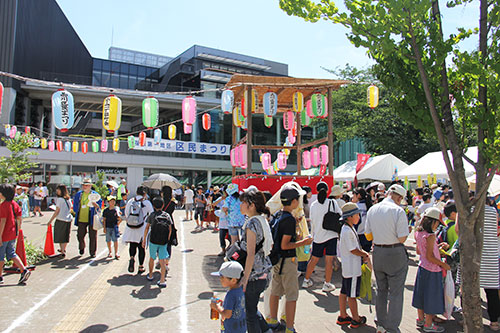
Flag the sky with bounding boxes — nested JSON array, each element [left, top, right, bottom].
[[55, 0, 479, 79]]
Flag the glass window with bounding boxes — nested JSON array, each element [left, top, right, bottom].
[[92, 72, 101, 86], [93, 59, 102, 70], [111, 61, 120, 73], [129, 65, 138, 75], [120, 63, 129, 73], [138, 66, 146, 76], [120, 75, 129, 89], [102, 60, 111, 72], [101, 73, 110, 86], [111, 73, 119, 87]]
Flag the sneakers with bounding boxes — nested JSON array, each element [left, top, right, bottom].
[[302, 279, 313, 288], [18, 269, 31, 284], [146, 274, 154, 281], [266, 318, 281, 330], [350, 316, 367, 328], [423, 323, 445, 332], [376, 326, 387, 333], [322, 282, 336, 292], [157, 281, 167, 288], [128, 258, 135, 273], [336, 316, 352, 325], [416, 319, 425, 328], [0, 276, 3, 284]]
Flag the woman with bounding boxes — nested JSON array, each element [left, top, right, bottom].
[[239, 187, 273, 333], [223, 184, 245, 244], [161, 185, 176, 269], [47, 184, 73, 256]]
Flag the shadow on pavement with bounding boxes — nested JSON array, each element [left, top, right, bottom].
[[79, 324, 109, 333], [35, 255, 94, 270], [202, 254, 227, 293]]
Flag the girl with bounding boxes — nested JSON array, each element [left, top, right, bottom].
[[239, 187, 273, 333], [412, 207, 450, 333], [47, 184, 73, 257]]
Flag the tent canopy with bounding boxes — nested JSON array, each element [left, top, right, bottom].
[[399, 147, 477, 181], [333, 153, 408, 182]]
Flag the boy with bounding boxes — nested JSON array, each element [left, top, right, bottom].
[[210, 261, 247, 333], [194, 186, 206, 230], [119, 193, 128, 217], [268, 186, 313, 333], [143, 197, 172, 288], [337, 202, 369, 328], [102, 196, 122, 259]]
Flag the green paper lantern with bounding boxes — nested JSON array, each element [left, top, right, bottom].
[[301, 109, 311, 127], [264, 115, 273, 128], [128, 135, 136, 149], [92, 140, 99, 153], [142, 97, 159, 129]]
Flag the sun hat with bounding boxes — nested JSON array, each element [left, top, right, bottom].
[[82, 178, 93, 185], [423, 207, 441, 220], [341, 202, 361, 219], [377, 183, 386, 191], [107, 195, 116, 201], [388, 184, 406, 197], [211, 261, 244, 279], [330, 185, 345, 197]]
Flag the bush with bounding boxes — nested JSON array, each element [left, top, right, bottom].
[[6, 240, 47, 267]]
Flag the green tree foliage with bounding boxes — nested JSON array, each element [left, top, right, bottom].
[[94, 171, 110, 201], [0, 134, 39, 183], [280, 0, 500, 331]]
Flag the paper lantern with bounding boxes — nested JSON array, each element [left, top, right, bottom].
[[238, 144, 247, 169], [293, 92, 303, 112], [14, 132, 20, 141], [127, 136, 135, 149], [288, 131, 296, 144], [40, 138, 47, 149], [306, 99, 314, 118], [82, 142, 88, 154], [283, 111, 294, 131], [302, 151, 312, 169], [139, 131, 146, 146], [4, 125, 10, 136], [202, 113, 211, 131], [0, 82, 3, 115], [72, 141, 79, 153], [92, 141, 99, 153], [101, 139, 108, 152], [251, 89, 258, 112], [301, 109, 312, 127], [102, 95, 122, 133], [291, 121, 297, 137], [56, 141, 63, 152], [263, 92, 278, 116], [311, 94, 327, 118], [221, 90, 234, 114], [112, 138, 120, 152], [52, 89, 75, 132], [33, 138, 40, 148], [261, 152, 271, 170], [48, 140, 55, 152], [63, 141, 70, 152], [168, 124, 176, 140], [277, 152, 287, 170], [184, 123, 192, 134], [233, 106, 242, 127], [142, 97, 159, 129], [367, 84, 379, 109], [311, 147, 320, 167], [25, 126, 30, 134], [9, 125, 16, 139], [264, 114, 273, 128], [319, 145, 329, 165], [240, 98, 247, 118], [182, 96, 196, 126], [238, 104, 245, 122], [154, 129, 162, 144], [230, 148, 239, 167]]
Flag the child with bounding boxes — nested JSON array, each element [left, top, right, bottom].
[[120, 193, 128, 217], [143, 196, 172, 288], [194, 186, 207, 230], [102, 196, 122, 259], [215, 193, 229, 256], [412, 207, 450, 333], [337, 202, 369, 328], [210, 261, 247, 333]]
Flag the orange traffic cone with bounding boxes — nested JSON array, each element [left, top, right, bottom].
[[44, 224, 56, 257], [15, 229, 27, 266]]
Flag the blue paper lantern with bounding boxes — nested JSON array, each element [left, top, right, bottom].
[[263, 92, 278, 116], [154, 128, 162, 145], [64, 141, 71, 152], [221, 90, 234, 114], [33, 137, 40, 148], [52, 89, 75, 132]]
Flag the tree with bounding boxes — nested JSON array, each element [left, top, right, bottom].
[[94, 171, 110, 201], [0, 134, 39, 183], [279, 0, 500, 331]]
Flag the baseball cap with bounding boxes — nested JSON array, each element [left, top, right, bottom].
[[341, 202, 361, 219], [280, 187, 300, 202], [107, 195, 116, 201], [423, 207, 441, 220], [388, 184, 406, 197], [211, 261, 244, 279]]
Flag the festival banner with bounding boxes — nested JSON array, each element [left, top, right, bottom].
[[354, 153, 371, 186], [132, 137, 230, 156]]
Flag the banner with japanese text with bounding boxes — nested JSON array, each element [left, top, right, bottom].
[[132, 138, 230, 156]]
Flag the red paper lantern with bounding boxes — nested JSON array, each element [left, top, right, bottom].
[[82, 142, 88, 154], [202, 113, 211, 131], [56, 140, 63, 152], [139, 131, 146, 146]]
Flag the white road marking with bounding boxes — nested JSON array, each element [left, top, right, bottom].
[[2, 249, 108, 333], [179, 220, 188, 333]]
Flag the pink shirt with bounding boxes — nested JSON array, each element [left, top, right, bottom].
[[415, 231, 441, 272]]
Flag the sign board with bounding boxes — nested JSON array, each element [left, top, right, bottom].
[[133, 138, 230, 156]]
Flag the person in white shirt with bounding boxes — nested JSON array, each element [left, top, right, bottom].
[[184, 186, 195, 221], [330, 185, 346, 208], [33, 181, 45, 217], [416, 193, 433, 222], [302, 182, 342, 292], [47, 184, 73, 256]]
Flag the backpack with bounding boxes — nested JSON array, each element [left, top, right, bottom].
[[149, 212, 172, 246], [127, 198, 144, 228], [269, 211, 285, 266], [322, 200, 342, 233], [437, 221, 455, 244]]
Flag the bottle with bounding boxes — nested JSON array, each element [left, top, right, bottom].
[[210, 296, 220, 320], [304, 234, 312, 254]]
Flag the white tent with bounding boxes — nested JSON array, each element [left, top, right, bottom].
[[333, 154, 409, 182], [399, 147, 477, 181], [467, 174, 500, 197]]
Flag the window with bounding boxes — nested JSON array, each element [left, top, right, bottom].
[[129, 65, 138, 75], [111, 73, 119, 87], [93, 59, 102, 70], [111, 61, 120, 73], [138, 66, 146, 76], [102, 60, 111, 72], [120, 63, 129, 74], [119, 75, 129, 89]]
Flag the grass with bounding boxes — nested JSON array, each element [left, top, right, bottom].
[[6, 240, 47, 267]]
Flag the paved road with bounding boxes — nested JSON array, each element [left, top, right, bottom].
[[0, 210, 489, 333]]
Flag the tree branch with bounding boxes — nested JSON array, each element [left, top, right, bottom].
[[463, 154, 478, 169]]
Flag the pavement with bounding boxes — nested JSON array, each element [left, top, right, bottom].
[[0, 210, 493, 333]]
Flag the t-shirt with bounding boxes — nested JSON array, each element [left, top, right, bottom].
[[416, 231, 441, 272], [339, 224, 362, 278], [0, 201, 22, 242], [221, 287, 246, 333], [195, 193, 206, 208], [184, 189, 194, 204], [223, 196, 245, 228], [34, 186, 45, 200], [365, 197, 409, 245], [79, 192, 90, 223], [277, 212, 296, 258], [417, 202, 433, 217], [103, 207, 120, 228], [309, 199, 341, 243], [241, 216, 272, 281], [56, 197, 73, 222]]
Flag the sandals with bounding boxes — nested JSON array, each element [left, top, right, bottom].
[[491, 322, 500, 331], [115, 254, 120, 260], [107, 253, 113, 258], [138, 266, 145, 274]]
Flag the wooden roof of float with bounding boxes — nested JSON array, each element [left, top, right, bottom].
[[225, 74, 351, 112]]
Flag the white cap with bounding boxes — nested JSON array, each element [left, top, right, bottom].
[[423, 207, 441, 220], [388, 184, 406, 197]]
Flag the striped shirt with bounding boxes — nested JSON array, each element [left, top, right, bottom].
[[480, 205, 499, 289]]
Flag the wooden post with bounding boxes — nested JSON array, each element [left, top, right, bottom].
[[327, 88, 334, 177], [296, 109, 302, 176], [232, 103, 236, 178], [246, 86, 253, 175]]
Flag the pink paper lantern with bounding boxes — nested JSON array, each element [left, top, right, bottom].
[[261, 152, 271, 170], [184, 123, 192, 134], [277, 151, 287, 170], [302, 151, 312, 169], [48, 140, 55, 152], [230, 148, 240, 167], [9, 125, 17, 139], [182, 96, 196, 126], [283, 111, 294, 131], [101, 139, 108, 152], [319, 144, 329, 165], [238, 144, 247, 169], [288, 130, 296, 144], [311, 147, 320, 167], [306, 99, 314, 118]]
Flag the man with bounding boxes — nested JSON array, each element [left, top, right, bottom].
[[73, 178, 102, 258], [365, 184, 409, 333], [117, 179, 127, 205], [33, 181, 45, 217], [184, 185, 194, 221]]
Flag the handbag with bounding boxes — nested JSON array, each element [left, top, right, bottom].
[[322, 200, 342, 233], [92, 208, 103, 231], [226, 238, 264, 267]]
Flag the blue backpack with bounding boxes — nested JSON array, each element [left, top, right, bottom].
[[269, 211, 290, 267]]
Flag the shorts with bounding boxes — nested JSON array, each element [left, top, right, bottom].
[[271, 257, 299, 301], [105, 226, 119, 242], [194, 207, 205, 220], [0, 239, 17, 261], [228, 226, 241, 237], [311, 238, 337, 257], [149, 242, 169, 260], [341, 276, 361, 298], [185, 203, 194, 211], [34, 199, 42, 207]]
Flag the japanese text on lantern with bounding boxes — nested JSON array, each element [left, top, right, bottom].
[[103, 98, 110, 127], [60, 92, 69, 125]]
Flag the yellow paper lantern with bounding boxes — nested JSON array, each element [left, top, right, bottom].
[[243, 89, 259, 113], [233, 106, 242, 127], [367, 84, 379, 109], [72, 141, 79, 153], [40, 138, 48, 149], [112, 138, 120, 152], [168, 124, 176, 140], [293, 92, 303, 112], [102, 95, 122, 133]]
